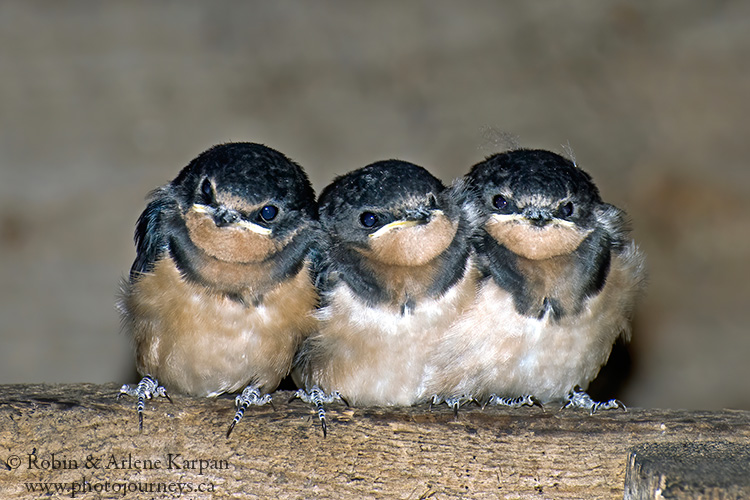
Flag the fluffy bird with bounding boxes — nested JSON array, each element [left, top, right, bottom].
[[425, 149, 645, 412], [293, 160, 476, 429], [118, 142, 319, 434]]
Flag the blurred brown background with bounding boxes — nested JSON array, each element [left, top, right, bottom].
[[1, 1, 748, 410]]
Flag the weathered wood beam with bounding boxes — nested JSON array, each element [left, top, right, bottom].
[[1, 384, 749, 499], [624, 441, 750, 500]]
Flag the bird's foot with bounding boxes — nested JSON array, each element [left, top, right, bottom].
[[430, 394, 480, 419], [486, 394, 544, 411], [226, 385, 273, 437], [289, 386, 347, 438], [118, 375, 171, 431], [562, 386, 626, 414]]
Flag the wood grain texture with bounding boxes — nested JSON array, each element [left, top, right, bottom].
[[624, 441, 750, 500], [1, 384, 749, 499]]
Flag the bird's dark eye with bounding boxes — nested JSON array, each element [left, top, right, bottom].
[[360, 212, 377, 228], [559, 202, 574, 218], [492, 194, 508, 210], [200, 178, 214, 204], [259, 205, 278, 222]]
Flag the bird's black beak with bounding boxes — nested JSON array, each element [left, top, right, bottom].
[[213, 206, 242, 227], [368, 208, 441, 239], [523, 207, 553, 227], [404, 206, 434, 225]]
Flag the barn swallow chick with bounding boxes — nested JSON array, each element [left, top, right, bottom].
[[425, 149, 645, 412], [118, 142, 319, 434], [292, 160, 477, 432]]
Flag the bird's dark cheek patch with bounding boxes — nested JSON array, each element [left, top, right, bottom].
[[184, 209, 278, 263], [485, 218, 592, 260], [368, 213, 458, 266]]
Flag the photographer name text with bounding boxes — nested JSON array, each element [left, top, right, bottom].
[[18, 452, 229, 475]]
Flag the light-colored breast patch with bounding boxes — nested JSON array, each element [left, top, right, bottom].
[[184, 207, 279, 263], [425, 242, 644, 403], [367, 212, 458, 267], [485, 214, 592, 260], [123, 257, 318, 397], [300, 260, 479, 406]]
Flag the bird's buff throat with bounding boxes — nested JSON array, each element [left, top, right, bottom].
[[485, 213, 592, 261], [184, 206, 279, 263]]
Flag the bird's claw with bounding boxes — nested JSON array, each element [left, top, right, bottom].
[[562, 386, 626, 414], [118, 375, 170, 431], [430, 394, 480, 418], [289, 386, 346, 437], [487, 394, 544, 411], [226, 385, 273, 437]]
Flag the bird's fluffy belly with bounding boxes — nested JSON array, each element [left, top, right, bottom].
[[125, 258, 316, 397], [308, 269, 476, 406], [426, 244, 641, 402]]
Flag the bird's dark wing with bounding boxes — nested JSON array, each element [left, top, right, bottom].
[[130, 187, 178, 280]]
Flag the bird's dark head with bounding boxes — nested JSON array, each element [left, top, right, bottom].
[[318, 160, 459, 267], [171, 142, 317, 263], [466, 149, 604, 260]]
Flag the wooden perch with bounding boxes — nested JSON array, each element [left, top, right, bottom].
[[625, 441, 750, 499], [1, 384, 749, 499]]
